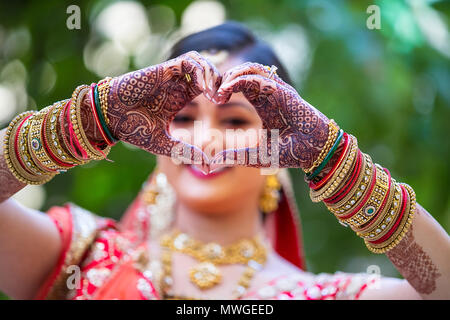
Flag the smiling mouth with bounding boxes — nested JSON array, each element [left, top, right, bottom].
[[186, 164, 231, 179]]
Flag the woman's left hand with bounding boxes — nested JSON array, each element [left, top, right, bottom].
[[211, 62, 331, 170]]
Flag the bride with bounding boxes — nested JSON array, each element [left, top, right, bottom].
[[0, 22, 449, 300]]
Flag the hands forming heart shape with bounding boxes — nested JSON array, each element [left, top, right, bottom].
[[105, 51, 331, 173]]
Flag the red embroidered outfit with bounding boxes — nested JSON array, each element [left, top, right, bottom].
[[35, 171, 376, 300]]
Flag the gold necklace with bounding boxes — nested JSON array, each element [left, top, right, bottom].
[[159, 230, 268, 299]]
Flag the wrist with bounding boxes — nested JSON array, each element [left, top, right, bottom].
[[312, 137, 347, 182], [306, 130, 417, 255], [80, 91, 109, 146]]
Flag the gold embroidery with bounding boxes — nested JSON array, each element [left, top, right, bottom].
[[45, 204, 100, 300]]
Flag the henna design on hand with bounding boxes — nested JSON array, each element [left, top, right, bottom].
[[106, 51, 220, 165], [386, 207, 441, 295], [211, 63, 329, 169], [0, 129, 26, 202]]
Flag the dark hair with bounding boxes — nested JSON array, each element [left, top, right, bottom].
[[169, 21, 293, 85]]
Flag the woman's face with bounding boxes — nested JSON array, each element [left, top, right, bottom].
[[158, 57, 266, 215]]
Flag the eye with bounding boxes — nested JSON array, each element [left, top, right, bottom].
[[173, 114, 195, 123], [221, 118, 249, 127]]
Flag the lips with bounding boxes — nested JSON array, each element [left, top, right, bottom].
[[186, 164, 231, 179]]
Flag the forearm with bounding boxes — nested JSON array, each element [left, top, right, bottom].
[[386, 204, 450, 299], [306, 127, 450, 299], [0, 84, 110, 203]]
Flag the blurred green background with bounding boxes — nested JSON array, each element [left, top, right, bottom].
[[0, 0, 449, 299]]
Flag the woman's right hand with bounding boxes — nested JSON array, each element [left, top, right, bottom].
[[106, 51, 221, 164]]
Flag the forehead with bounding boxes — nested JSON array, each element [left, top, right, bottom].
[[216, 56, 245, 75]]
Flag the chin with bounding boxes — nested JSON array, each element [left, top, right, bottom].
[[177, 190, 237, 215], [158, 158, 265, 215], [175, 170, 233, 214]]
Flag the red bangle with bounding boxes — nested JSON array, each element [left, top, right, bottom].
[[368, 184, 408, 245], [309, 133, 350, 190], [59, 100, 84, 162], [89, 83, 114, 146], [66, 98, 89, 160], [324, 150, 362, 204]]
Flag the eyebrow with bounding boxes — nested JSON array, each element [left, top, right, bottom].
[[187, 100, 253, 111], [219, 101, 252, 111], [186, 101, 198, 107]]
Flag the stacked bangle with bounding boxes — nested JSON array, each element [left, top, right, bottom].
[[93, 82, 118, 145], [357, 181, 401, 239], [309, 134, 358, 203], [363, 183, 416, 253], [323, 150, 363, 206], [69, 85, 111, 160], [3, 80, 118, 185], [305, 120, 417, 254], [4, 111, 55, 185], [97, 77, 113, 125], [304, 120, 340, 175], [29, 107, 62, 173], [307, 129, 344, 181], [46, 101, 80, 166]]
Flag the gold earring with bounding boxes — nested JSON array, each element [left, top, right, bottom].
[[259, 174, 281, 214]]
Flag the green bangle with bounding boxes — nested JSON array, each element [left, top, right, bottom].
[[94, 85, 118, 143], [306, 129, 343, 181]]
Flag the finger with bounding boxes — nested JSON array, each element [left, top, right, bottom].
[[150, 129, 210, 172], [185, 51, 221, 99], [213, 74, 279, 105], [221, 62, 294, 92], [181, 57, 208, 99], [164, 55, 207, 95]]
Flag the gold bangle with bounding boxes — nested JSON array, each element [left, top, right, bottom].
[[57, 100, 87, 164], [309, 134, 358, 202], [338, 164, 390, 228], [364, 183, 416, 254], [326, 153, 370, 214], [98, 77, 112, 125], [4, 111, 54, 185], [304, 120, 339, 174], [27, 108, 57, 174], [357, 181, 401, 239], [70, 85, 110, 160], [4, 111, 39, 184], [45, 101, 82, 166], [331, 159, 375, 226], [29, 108, 66, 172], [20, 111, 53, 176]]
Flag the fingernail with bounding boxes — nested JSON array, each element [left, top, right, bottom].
[[210, 166, 225, 174], [200, 165, 210, 175]]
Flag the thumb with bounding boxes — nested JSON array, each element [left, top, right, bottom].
[[154, 130, 211, 174]]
